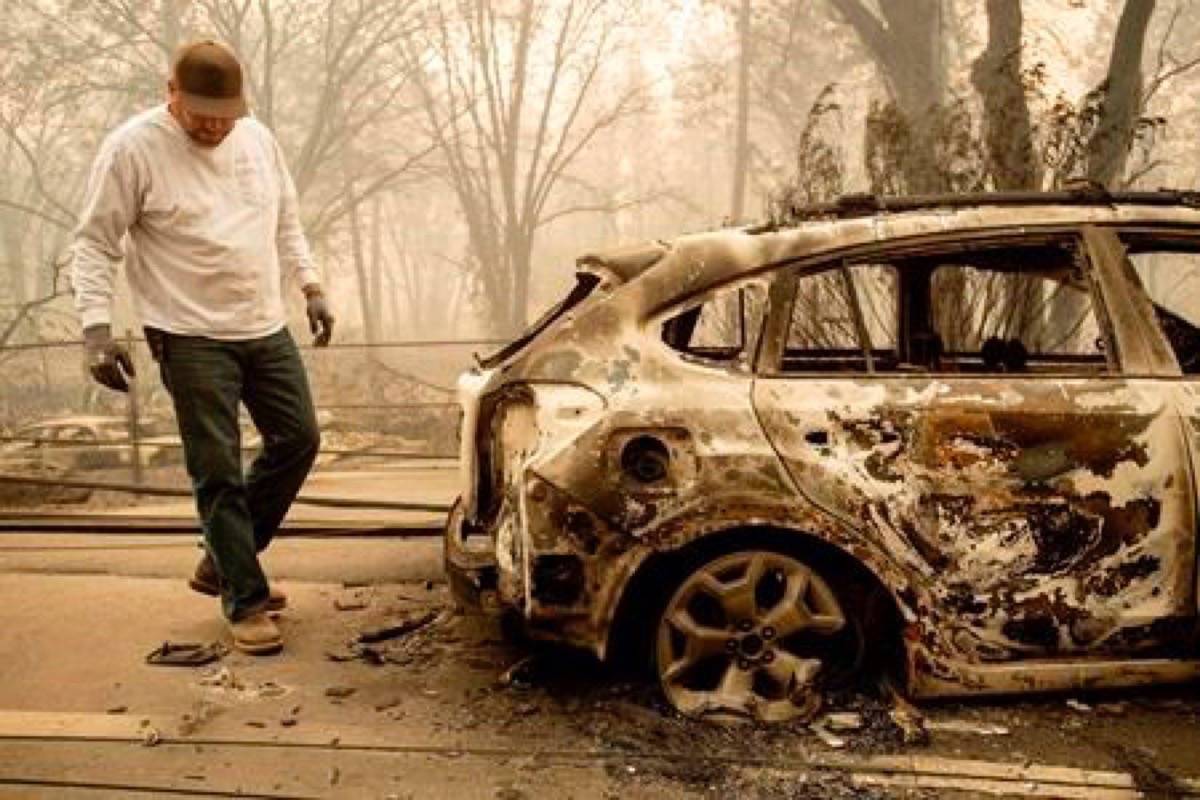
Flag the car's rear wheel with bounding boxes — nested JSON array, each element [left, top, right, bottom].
[[654, 549, 854, 723]]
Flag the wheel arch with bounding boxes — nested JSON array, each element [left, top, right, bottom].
[[605, 524, 912, 688]]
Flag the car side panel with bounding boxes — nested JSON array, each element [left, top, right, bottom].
[[753, 375, 1196, 668], [1169, 383, 1200, 615], [518, 358, 783, 640]]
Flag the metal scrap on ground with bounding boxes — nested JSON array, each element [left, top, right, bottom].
[[357, 609, 439, 643], [144, 641, 225, 667]]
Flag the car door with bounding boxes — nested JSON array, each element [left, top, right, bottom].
[[752, 229, 1196, 662], [1110, 226, 1200, 621]]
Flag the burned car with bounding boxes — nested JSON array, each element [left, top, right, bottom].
[[446, 190, 1200, 722]]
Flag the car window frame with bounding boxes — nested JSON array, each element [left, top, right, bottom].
[[773, 261, 900, 374], [652, 276, 771, 375], [1081, 225, 1181, 378], [756, 226, 1123, 379], [1100, 224, 1200, 378]]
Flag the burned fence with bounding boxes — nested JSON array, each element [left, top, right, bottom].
[[0, 336, 500, 507]]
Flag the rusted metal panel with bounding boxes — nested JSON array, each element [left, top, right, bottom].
[[910, 648, 1200, 697], [753, 375, 1195, 676]]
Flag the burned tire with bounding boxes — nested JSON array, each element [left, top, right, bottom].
[[654, 548, 861, 723]]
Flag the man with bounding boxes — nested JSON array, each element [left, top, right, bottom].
[[71, 40, 334, 655]]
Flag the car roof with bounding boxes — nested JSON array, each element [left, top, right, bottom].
[[590, 190, 1200, 313], [770, 187, 1200, 223]]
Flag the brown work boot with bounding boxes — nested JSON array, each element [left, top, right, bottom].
[[228, 611, 283, 655], [188, 554, 287, 611]]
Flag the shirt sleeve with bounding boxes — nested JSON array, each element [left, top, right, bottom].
[[71, 139, 140, 330], [270, 133, 320, 288]]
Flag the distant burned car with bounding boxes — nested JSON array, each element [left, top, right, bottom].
[[0, 414, 185, 472], [446, 190, 1200, 722], [0, 416, 133, 472]]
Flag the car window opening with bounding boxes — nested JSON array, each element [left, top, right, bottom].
[[783, 263, 898, 373], [662, 285, 760, 364], [780, 240, 1109, 375], [1121, 233, 1200, 374]]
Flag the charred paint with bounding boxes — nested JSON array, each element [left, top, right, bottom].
[[1085, 554, 1162, 596], [990, 410, 1153, 481], [527, 350, 584, 381], [446, 199, 1200, 707]]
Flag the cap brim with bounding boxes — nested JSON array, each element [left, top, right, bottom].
[[179, 91, 247, 119]]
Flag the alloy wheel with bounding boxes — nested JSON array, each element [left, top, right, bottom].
[[656, 550, 847, 723]]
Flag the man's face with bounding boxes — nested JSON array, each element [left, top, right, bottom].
[[167, 81, 237, 147]]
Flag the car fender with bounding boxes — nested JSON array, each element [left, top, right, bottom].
[[588, 495, 925, 661]]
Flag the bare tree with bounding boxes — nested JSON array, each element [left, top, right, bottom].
[[410, 0, 644, 335], [729, 0, 752, 221], [971, 0, 1038, 190], [193, 0, 434, 242], [1088, 0, 1157, 186], [0, 0, 137, 346], [827, 0, 947, 192], [1, 0, 435, 353], [382, 194, 468, 339]]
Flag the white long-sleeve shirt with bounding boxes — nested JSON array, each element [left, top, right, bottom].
[[71, 105, 319, 339]]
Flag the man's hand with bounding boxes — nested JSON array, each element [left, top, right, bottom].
[[304, 285, 334, 347], [84, 324, 136, 392]]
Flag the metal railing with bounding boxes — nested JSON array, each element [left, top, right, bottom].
[[0, 335, 496, 508]]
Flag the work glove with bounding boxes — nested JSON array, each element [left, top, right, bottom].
[[305, 288, 335, 347], [84, 324, 136, 392]]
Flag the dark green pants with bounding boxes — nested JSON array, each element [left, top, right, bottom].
[[153, 327, 320, 621]]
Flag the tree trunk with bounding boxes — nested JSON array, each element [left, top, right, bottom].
[[0, 146, 29, 317], [463, 208, 510, 338], [971, 0, 1038, 190], [1, 228, 27, 331], [369, 195, 384, 343], [1087, 0, 1156, 187], [346, 175, 383, 401], [730, 0, 751, 220], [383, 206, 418, 337], [257, 0, 276, 129], [367, 195, 386, 401], [347, 181, 371, 343], [829, 0, 945, 192], [387, 268, 402, 339], [509, 234, 532, 336]]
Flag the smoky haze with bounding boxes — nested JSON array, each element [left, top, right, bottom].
[[0, 0, 1197, 496]]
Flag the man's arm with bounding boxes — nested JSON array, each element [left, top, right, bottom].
[[270, 134, 334, 346], [72, 140, 139, 391], [73, 141, 139, 331]]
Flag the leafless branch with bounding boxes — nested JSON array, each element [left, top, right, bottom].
[[0, 198, 74, 231], [0, 251, 71, 348], [1143, 1, 1200, 104]]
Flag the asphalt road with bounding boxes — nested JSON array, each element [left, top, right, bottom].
[[0, 534, 1198, 798], [1, 466, 1199, 797]]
